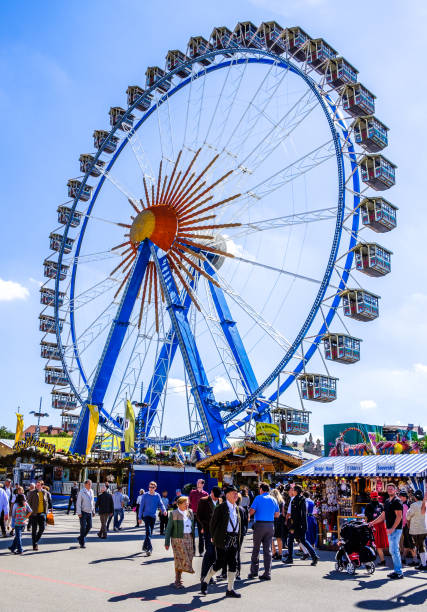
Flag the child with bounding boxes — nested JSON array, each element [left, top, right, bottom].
[[9, 494, 32, 554]]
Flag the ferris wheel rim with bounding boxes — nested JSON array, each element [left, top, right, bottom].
[[54, 45, 359, 440]]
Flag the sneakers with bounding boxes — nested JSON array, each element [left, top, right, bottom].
[[226, 590, 241, 598], [387, 572, 403, 580], [301, 554, 309, 560], [247, 572, 258, 579], [415, 564, 427, 571], [311, 557, 320, 566], [200, 580, 208, 595], [282, 557, 293, 564], [259, 574, 271, 581]]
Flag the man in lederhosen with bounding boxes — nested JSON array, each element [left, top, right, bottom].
[[200, 484, 242, 599]]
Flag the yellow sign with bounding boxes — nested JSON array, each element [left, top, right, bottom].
[[15, 413, 24, 444], [14, 435, 55, 454], [86, 404, 99, 455], [256, 422, 280, 442]]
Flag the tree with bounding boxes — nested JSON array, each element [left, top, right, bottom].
[[0, 426, 14, 439]]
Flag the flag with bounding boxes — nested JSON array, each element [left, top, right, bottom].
[[86, 404, 99, 455], [124, 400, 135, 452], [15, 413, 24, 444]]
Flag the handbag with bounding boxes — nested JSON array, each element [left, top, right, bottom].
[[47, 512, 55, 525]]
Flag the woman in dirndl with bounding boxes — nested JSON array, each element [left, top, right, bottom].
[[364, 491, 388, 566], [165, 496, 195, 588]]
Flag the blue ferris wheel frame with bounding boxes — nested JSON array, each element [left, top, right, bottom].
[[54, 47, 360, 453]]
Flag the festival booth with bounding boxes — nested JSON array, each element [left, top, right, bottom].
[[286, 454, 427, 549], [196, 441, 302, 489]]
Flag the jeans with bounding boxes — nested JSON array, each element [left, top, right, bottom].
[[250, 522, 274, 576], [10, 525, 24, 553], [79, 511, 92, 545], [99, 514, 110, 538], [288, 530, 317, 561], [31, 513, 46, 547], [388, 529, 403, 575], [159, 512, 168, 535], [113, 508, 124, 530], [67, 497, 77, 514], [142, 515, 156, 551], [201, 531, 216, 579], [0, 510, 6, 536]]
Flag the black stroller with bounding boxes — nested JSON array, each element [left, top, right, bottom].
[[335, 520, 377, 575]]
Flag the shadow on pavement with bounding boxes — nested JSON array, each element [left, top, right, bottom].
[[355, 585, 427, 609]]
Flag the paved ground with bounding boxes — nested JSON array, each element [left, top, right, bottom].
[[0, 511, 426, 611]]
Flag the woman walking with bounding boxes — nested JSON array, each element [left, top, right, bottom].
[[165, 496, 195, 589], [271, 488, 285, 560], [365, 491, 388, 566], [9, 494, 32, 554]]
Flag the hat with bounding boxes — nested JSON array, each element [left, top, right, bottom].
[[370, 491, 378, 498], [398, 490, 408, 498], [414, 490, 423, 501], [224, 484, 238, 494]]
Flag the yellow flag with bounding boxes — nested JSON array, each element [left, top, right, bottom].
[[124, 400, 135, 452], [15, 413, 24, 444], [86, 404, 99, 455]]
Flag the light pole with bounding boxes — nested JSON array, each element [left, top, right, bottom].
[[30, 397, 49, 441]]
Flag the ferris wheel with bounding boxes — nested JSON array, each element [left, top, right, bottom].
[[39, 22, 397, 455]]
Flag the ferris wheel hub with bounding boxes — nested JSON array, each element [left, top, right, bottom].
[[130, 205, 178, 252]]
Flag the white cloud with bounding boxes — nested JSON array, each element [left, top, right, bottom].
[[213, 376, 233, 395], [360, 399, 377, 411], [29, 277, 43, 287], [414, 363, 427, 375], [167, 378, 189, 397], [0, 278, 29, 302]]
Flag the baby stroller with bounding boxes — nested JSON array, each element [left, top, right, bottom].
[[335, 520, 376, 575]]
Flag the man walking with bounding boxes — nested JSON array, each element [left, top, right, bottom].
[[247, 482, 279, 581], [2, 480, 12, 536], [95, 484, 114, 539], [76, 479, 95, 548], [201, 485, 242, 598], [138, 481, 166, 555], [283, 484, 319, 566], [27, 480, 49, 551], [112, 486, 125, 531], [189, 479, 208, 555], [406, 489, 427, 571], [197, 486, 222, 581], [67, 482, 79, 515], [0, 486, 9, 538], [370, 483, 404, 579]]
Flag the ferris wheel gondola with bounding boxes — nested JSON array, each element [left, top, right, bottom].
[[39, 21, 397, 454]]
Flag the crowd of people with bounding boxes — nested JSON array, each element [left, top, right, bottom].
[[0, 476, 426, 597]]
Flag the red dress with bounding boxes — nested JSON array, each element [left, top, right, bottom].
[[373, 521, 389, 549]]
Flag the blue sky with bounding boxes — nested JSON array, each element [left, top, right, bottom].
[[1, 0, 427, 440]]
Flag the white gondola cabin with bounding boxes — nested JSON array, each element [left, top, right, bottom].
[[166, 50, 191, 77], [360, 155, 396, 190], [126, 85, 152, 111], [109, 107, 135, 130], [353, 116, 388, 152], [307, 38, 337, 73], [273, 407, 310, 435], [233, 21, 262, 48], [256, 22, 286, 53], [340, 288, 380, 321], [145, 66, 172, 93], [210, 27, 235, 55], [187, 37, 212, 65], [67, 179, 92, 202], [93, 130, 119, 153], [79, 154, 105, 177], [298, 374, 338, 402], [342, 83, 375, 117], [51, 391, 77, 411], [323, 333, 361, 364], [282, 27, 310, 60], [57, 206, 82, 227], [326, 57, 358, 88], [360, 197, 397, 233], [40, 287, 64, 307], [45, 366, 68, 386], [39, 314, 64, 334], [352, 242, 392, 277], [49, 232, 74, 254], [40, 340, 62, 360], [43, 259, 68, 281]]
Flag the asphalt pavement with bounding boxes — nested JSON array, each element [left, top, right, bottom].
[[0, 511, 425, 611]]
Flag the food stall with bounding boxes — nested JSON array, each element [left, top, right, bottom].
[[286, 454, 427, 549]]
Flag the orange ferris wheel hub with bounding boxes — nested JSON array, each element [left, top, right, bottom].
[[130, 205, 178, 252]]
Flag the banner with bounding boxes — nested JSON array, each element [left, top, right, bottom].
[[86, 404, 99, 455], [15, 413, 24, 444], [124, 400, 135, 452], [256, 422, 280, 442], [14, 435, 55, 454]]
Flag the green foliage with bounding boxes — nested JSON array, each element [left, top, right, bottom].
[[0, 426, 14, 439], [145, 447, 156, 460]]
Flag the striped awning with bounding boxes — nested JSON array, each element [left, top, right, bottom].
[[287, 454, 427, 478]]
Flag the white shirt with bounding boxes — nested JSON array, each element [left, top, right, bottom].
[[76, 487, 95, 514], [226, 500, 238, 532], [178, 509, 192, 534], [136, 494, 143, 505], [287, 500, 292, 514]]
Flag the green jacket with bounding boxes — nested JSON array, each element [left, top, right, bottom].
[[165, 508, 195, 546]]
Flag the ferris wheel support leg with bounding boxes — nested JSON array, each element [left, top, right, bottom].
[[151, 246, 229, 455], [70, 240, 151, 455], [204, 261, 271, 424]]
